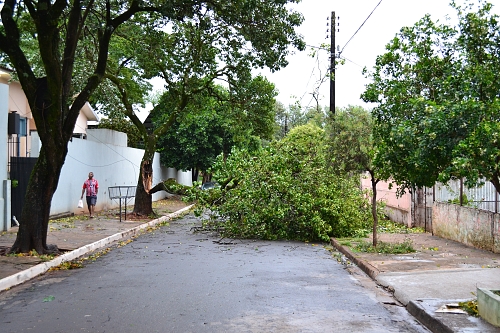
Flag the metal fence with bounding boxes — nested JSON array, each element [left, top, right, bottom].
[[434, 179, 499, 213]]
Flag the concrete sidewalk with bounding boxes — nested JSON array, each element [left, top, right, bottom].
[[331, 232, 500, 332]]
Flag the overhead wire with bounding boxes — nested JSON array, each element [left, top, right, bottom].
[[298, 43, 332, 108], [70, 121, 160, 184], [299, 60, 317, 104], [338, 0, 383, 56], [339, 56, 364, 68]]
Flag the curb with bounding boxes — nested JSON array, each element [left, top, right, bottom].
[[407, 300, 454, 333], [330, 237, 380, 280], [0, 205, 194, 292]]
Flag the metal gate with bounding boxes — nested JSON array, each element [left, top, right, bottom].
[[411, 186, 434, 232], [10, 157, 38, 226]]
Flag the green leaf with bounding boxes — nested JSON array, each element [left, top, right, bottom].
[[43, 295, 55, 302]]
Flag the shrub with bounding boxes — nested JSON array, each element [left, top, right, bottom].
[[190, 124, 373, 242]]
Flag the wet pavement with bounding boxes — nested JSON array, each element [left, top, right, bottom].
[[0, 198, 499, 332], [0, 214, 427, 333]]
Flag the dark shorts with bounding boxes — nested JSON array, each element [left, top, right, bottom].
[[86, 196, 97, 206]]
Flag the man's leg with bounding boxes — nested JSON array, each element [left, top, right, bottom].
[[86, 196, 93, 218], [90, 196, 97, 218]]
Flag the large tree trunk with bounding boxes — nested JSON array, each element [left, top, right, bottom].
[[133, 159, 153, 216], [10, 147, 66, 254], [133, 140, 156, 216]]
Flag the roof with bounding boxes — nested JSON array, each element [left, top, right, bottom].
[[81, 102, 99, 122], [0, 66, 13, 81]]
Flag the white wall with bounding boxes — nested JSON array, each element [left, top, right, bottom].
[[0, 83, 11, 230], [86, 128, 127, 147], [31, 129, 192, 217]]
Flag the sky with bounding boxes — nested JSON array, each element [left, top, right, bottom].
[[257, 0, 500, 110]]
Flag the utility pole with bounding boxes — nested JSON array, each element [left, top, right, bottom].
[[330, 11, 335, 115]]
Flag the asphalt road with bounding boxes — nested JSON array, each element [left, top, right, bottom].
[[0, 214, 428, 333]]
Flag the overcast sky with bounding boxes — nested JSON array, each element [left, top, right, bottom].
[[257, 0, 500, 110]]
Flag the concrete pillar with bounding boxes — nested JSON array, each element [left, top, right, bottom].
[[30, 131, 41, 157], [3, 179, 11, 230], [0, 83, 9, 231]]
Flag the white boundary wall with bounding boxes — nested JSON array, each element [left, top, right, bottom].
[[30, 129, 192, 217], [0, 83, 10, 231]]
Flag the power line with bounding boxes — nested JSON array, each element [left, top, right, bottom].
[[339, 56, 364, 68], [339, 0, 383, 56], [306, 43, 329, 52], [299, 61, 317, 103]]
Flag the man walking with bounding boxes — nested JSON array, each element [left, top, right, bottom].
[[81, 172, 99, 218]]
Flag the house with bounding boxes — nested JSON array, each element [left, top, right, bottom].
[[0, 67, 98, 231], [0, 67, 99, 159]]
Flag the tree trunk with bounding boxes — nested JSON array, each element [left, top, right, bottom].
[[203, 173, 211, 183], [9, 148, 65, 254], [192, 169, 199, 183], [133, 134, 157, 216], [371, 173, 379, 248], [490, 173, 500, 198], [133, 159, 154, 216]]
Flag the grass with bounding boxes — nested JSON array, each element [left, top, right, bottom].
[[335, 219, 422, 254], [338, 238, 365, 248], [354, 238, 415, 254]]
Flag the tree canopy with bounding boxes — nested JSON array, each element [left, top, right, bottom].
[[155, 75, 277, 180], [362, 0, 500, 195], [325, 105, 382, 246], [0, 0, 305, 253], [103, 8, 302, 215]]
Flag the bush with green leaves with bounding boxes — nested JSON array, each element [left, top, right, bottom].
[[190, 124, 373, 242]]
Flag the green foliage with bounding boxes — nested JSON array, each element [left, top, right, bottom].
[[362, 1, 500, 195], [155, 76, 277, 174], [274, 101, 328, 140], [190, 124, 372, 242], [155, 87, 232, 172], [447, 194, 470, 206], [10, 179, 18, 188], [459, 299, 479, 317], [325, 105, 385, 246], [161, 179, 191, 196], [325, 106, 375, 174], [354, 239, 416, 254], [377, 219, 425, 234], [340, 217, 424, 239]]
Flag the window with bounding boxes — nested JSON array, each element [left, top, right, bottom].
[[19, 117, 27, 137]]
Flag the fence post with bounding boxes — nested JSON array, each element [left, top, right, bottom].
[[460, 178, 464, 206], [496, 188, 498, 214]]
